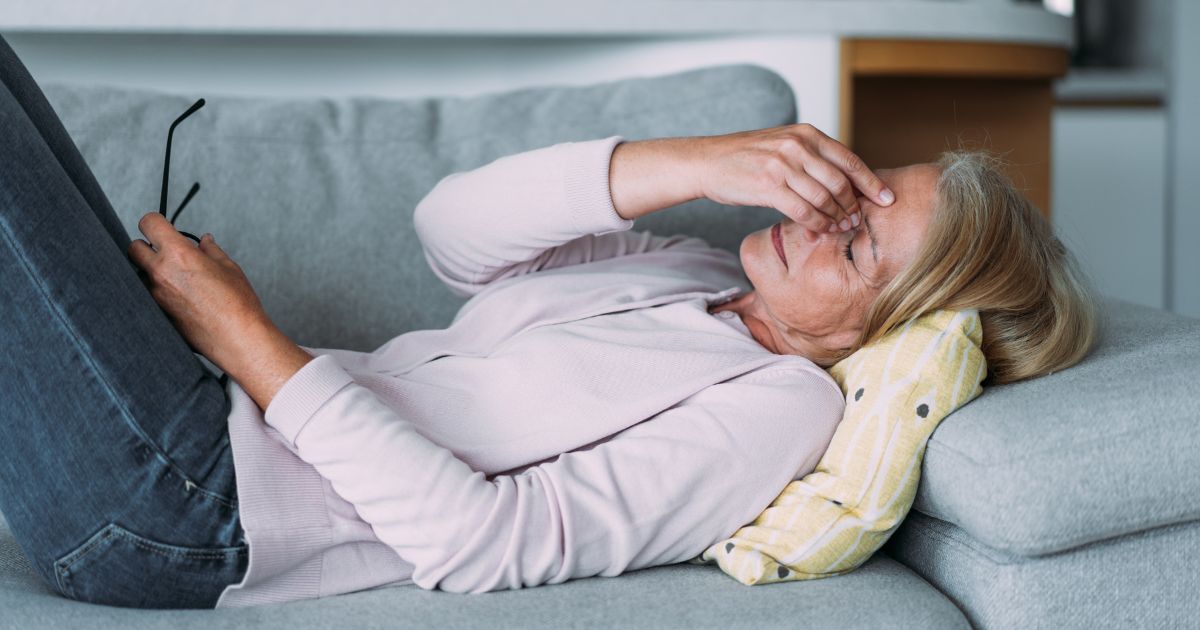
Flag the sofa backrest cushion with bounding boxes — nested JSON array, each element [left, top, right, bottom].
[[44, 64, 797, 350]]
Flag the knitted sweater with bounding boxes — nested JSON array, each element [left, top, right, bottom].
[[215, 135, 845, 607]]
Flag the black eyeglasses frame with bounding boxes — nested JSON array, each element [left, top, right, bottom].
[[159, 98, 206, 244]]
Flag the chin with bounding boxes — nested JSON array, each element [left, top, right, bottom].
[[737, 233, 757, 285], [738, 228, 769, 288]]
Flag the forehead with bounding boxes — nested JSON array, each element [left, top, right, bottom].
[[860, 163, 940, 276], [876, 163, 941, 204]]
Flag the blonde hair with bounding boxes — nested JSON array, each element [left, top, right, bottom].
[[851, 150, 1100, 385]]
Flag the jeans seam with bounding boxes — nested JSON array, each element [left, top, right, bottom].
[[53, 523, 116, 599], [0, 220, 237, 509], [52, 522, 249, 601], [108, 525, 248, 560], [158, 453, 239, 511]]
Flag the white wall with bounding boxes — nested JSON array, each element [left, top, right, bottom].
[[1168, 0, 1200, 317], [1052, 107, 1168, 309], [5, 32, 841, 139]]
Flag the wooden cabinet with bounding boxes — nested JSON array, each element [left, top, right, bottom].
[[839, 39, 1070, 216]]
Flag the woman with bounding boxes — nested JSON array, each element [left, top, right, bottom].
[[0, 35, 1097, 610]]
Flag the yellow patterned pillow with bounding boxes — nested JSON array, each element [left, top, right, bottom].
[[689, 309, 986, 584]]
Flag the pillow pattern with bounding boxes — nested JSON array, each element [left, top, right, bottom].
[[689, 309, 987, 584]]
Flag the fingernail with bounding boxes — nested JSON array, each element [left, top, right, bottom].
[[880, 189, 895, 204], [839, 219, 851, 231], [850, 212, 860, 227], [827, 223, 839, 233]]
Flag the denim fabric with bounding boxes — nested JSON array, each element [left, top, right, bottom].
[[0, 35, 247, 609]]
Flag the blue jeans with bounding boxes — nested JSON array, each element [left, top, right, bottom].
[[0, 35, 247, 609]]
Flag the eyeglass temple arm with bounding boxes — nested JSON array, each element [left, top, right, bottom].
[[168, 182, 201, 225], [159, 98, 206, 221]]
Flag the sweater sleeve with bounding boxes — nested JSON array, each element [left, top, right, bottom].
[[263, 354, 845, 594], [412, 135, 716, 298]]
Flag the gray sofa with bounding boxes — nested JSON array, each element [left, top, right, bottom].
[[1, 64, 1196, 629]]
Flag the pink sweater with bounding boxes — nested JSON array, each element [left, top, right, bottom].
[[215, 135, 845, 607]]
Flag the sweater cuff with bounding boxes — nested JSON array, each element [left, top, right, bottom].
[[564, 135, 636, 236], [263, 353, 355, 447]]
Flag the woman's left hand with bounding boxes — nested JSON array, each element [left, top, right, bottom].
[[127, 212, 269, 370]]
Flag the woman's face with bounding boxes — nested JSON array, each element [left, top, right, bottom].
[[736, 163, 941, 361]]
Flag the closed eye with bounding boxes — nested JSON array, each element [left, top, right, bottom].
[[843, 241, 854, 262]]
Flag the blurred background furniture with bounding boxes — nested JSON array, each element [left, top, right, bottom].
[[4, 0, 1194, 320], [0, 60, 1196, 630]]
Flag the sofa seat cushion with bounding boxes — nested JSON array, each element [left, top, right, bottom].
[[883, 509, 1200, 629], [912, 298, 1200, 556], [0, 515, 969, 629]]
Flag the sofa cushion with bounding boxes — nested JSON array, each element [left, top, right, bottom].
[[0, 514, 970, 629], [884, 509, 1200, 629], [42, 64, 795, 352], [912, 298, 1200, 556]]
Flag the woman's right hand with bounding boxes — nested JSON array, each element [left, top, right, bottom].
[[608, 124, 894, 234], [690, 123, 895, 234]]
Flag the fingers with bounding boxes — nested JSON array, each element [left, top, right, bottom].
[[812, 133, 894, 207], [198, 233, 238, 269], [767, 186, 831, 235], [199, 233, 225, 258], [202, 234, 251, 280], [127, 238, 157, 272], [137, 212, 191, 251], [781, 171, 842, 232], [801, 157, 859, 228]]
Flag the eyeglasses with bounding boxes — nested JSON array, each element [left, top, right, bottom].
[[159, 98, 205, 244]]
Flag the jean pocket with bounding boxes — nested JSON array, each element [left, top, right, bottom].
[[53, 522, 247, 609]]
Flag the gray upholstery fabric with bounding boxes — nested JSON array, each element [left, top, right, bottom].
[[884, 510, 1200, 629], [0, 514, 969, 630], [913, 298, 1200, 556], [0, 64, 972, 628], [3, 63, 1194, 628], [41, 65, 793, 353]]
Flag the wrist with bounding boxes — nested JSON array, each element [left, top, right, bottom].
[[220, 317, 315, 410], [609, 137, 705, 221], [213, 313, 274, 370], [673, 135, 711, 202]]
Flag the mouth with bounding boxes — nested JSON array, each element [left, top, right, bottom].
[[771, 222, 788, 268]]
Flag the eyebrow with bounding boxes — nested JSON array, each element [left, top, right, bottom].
[[863, 211, 879, 264]]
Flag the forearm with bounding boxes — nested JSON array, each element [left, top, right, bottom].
[[413, 136, 636, 296], [608, 136, 706, 221], [218, 317, 315, 412]]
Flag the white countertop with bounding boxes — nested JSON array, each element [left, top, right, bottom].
[[1, 0, 1072, 47], [1055, 68, 1166, 103]]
